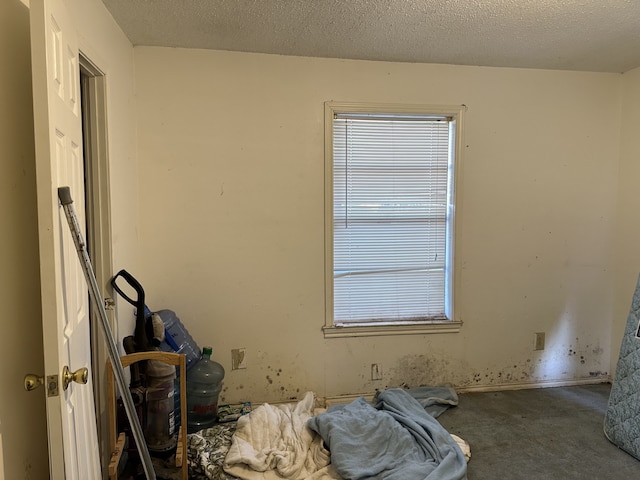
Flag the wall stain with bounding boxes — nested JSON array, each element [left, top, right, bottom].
[[260, 364, 307, 401], [223, 340, 609, 404], [387, 349, 608, 391], [389, 354, 461, 388], [564, 339, 606, 373]]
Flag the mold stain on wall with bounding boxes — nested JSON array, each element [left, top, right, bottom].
[[388, 354, 466, 388], [221, 337, 608, 405], [385, 353, 538, 389], [221, 363, 304, 404], [388, 345, 607, 392], [262, 364, 304, 401], [564, 337, 607, 377]]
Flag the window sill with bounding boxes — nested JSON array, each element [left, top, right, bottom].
[[322, 321, 463, 338]]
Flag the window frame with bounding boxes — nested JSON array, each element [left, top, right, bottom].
[[323, 102, 465, 338]]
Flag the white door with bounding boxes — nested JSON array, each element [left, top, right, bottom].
[[30, 0, 102, 478]]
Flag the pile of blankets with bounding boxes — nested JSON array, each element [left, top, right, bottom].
[[189, 387, 469, 480]]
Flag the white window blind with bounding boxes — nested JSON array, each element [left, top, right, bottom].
[[332, 112, 453, 325]]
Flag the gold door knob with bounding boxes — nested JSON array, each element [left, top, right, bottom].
[[62, 366, 88, 391], [24, 374, 44, 391]]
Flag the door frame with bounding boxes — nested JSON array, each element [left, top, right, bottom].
[[80, 53, 115, 476]]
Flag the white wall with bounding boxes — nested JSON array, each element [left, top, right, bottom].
[[613, 67, 640, 371], [134, 47, 622, 404]]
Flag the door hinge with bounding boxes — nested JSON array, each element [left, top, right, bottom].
[[46, 374, 59, 397]]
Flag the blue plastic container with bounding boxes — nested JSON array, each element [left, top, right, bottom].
[[154, 309, 201, 429], [155, 309, 201, 369]]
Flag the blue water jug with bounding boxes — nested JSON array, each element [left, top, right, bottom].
[[154, 309, 201, 429], [155, 309, 201, 369]]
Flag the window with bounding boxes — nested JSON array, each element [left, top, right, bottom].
[[324, 102, 464, 337]]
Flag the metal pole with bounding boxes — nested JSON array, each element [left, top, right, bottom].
[[58, 187, 156, 480]]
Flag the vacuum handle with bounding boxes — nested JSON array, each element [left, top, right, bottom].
[[110, 269, 146, 309], [111, 269, 153, 352]]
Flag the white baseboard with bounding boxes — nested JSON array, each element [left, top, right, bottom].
[[324, 393, 375, 407], [322, 375, 611, 406], [455, 375, 610, 394]]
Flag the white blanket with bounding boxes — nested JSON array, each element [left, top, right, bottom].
[[223, 392, 342, 480]]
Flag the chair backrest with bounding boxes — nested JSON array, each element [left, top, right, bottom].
[[106, 351, 187, 480]]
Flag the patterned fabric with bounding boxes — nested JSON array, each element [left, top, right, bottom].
[[604, 273, 640, 460], [187, 423, 239, 480]]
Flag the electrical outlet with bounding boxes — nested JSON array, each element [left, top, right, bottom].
[[232, 348, 247, 369], [534, 332, 545, 351], [371, 363, 383, 381]]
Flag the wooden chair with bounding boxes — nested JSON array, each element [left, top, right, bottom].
[[106, 351, 187, 480]]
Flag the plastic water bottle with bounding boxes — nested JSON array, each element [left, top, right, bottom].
[[155, 309, 201, 369], [186, 347, 225, 433]]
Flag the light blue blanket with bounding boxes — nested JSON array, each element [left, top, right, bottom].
[[404, 386, 460, 418], [308, 388, 467, 480]]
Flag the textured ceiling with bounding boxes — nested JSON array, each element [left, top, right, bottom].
[[101, 0, 640, 73]]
